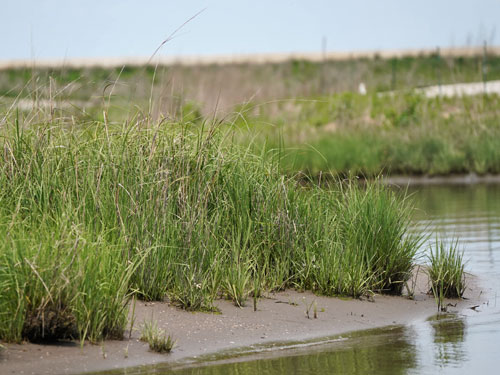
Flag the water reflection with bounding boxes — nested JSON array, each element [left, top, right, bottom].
[[171, 326, 418, 375], [407, 184, 500, 374], [406, 184, 500, 289], [428, 314, 467, 368]]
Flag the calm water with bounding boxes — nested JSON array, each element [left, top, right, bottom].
[[103, 185, 500, 375]]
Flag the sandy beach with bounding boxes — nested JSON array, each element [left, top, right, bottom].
[[0, 271, 486, 375], [1, 46, 499, 70]]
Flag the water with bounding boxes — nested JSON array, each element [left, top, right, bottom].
[[100, 184, 500, 375], [404, 185, 500, 374]]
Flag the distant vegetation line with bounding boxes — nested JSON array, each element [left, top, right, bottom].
[[1, 45, 499, 69], [1, 51, 499, 177], [1, 50, 500, 111], [249, 93, 500, 177]]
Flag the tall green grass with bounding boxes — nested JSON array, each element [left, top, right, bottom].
[[0, 110, 421, 343], [428, 241, 466, 300]]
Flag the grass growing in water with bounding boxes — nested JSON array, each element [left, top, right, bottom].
[[0, 109, 422, 344]]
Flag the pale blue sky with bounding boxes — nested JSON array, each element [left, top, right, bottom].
[[2, 0, 499, 60]]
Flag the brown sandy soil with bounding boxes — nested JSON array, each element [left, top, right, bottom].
[[0, 271, 486, 375]]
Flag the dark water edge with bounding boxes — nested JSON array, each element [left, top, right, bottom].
[[88, 314, 474, 375], [87, 325, 416, 375], [385, 173, 500, 186], [171, 314, 469, 375]]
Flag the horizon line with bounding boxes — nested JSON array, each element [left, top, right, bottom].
[[1, 45, 499, 70]]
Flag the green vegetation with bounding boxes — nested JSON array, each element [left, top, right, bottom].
[[2, 52, 499, 106], [428, 241, 466, 304], [3, 53, 499, 178], [0, 107, 422, 343], [140, 320, 175, 353], [1, 53, 482, 345], [253, 92, 500, 177]]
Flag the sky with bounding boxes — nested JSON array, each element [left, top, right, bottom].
[[1, 0, 499, 61]]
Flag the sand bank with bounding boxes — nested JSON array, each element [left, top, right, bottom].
[[0, 272, 485, 375], [1, 46, 499, 70]]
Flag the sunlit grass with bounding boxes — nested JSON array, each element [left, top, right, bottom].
[[428, 240, 466, 302], [0, 108, 422, 343]]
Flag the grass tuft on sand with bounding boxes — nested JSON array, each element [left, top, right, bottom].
[[428, 240, 466, 300], [140, 319, 175, 353]]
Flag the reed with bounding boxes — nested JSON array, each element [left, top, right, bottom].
[[428, 240, 466, 302], [3, 52, 499, 113], [0, 107, 421, 343]]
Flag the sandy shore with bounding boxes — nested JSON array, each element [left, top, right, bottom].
[[0, 270, 486, 375], [1, 46, 499, 70]]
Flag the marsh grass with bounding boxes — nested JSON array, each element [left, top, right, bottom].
[[0, 105, 422, 344], [223, 259, 252, 308], [304, 299, 317, 319], [4, 60, 500, 178], [428, 241, 466, 306], [3, 52, 500, 113], [252, 93, 500, 177], [140, 320, 175, 353]]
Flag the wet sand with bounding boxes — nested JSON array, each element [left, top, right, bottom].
[[0, 272, 485, 375]]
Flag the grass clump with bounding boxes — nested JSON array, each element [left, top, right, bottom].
[[0, 107, 422, 344], [295, 181, 421, 297], [140, 320, 175, 353], [223, 259, 252, 308], [428, 240, 466, 305]]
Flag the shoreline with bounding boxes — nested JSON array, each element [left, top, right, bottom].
[[1, 46, 499, 70], [301, 173, 500, 188], [0, 272, 484, 375], [383, 173, 500, 186]]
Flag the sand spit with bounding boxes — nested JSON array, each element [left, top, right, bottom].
[[1, 46, 499, 70], [0, 272, 485, 375]]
